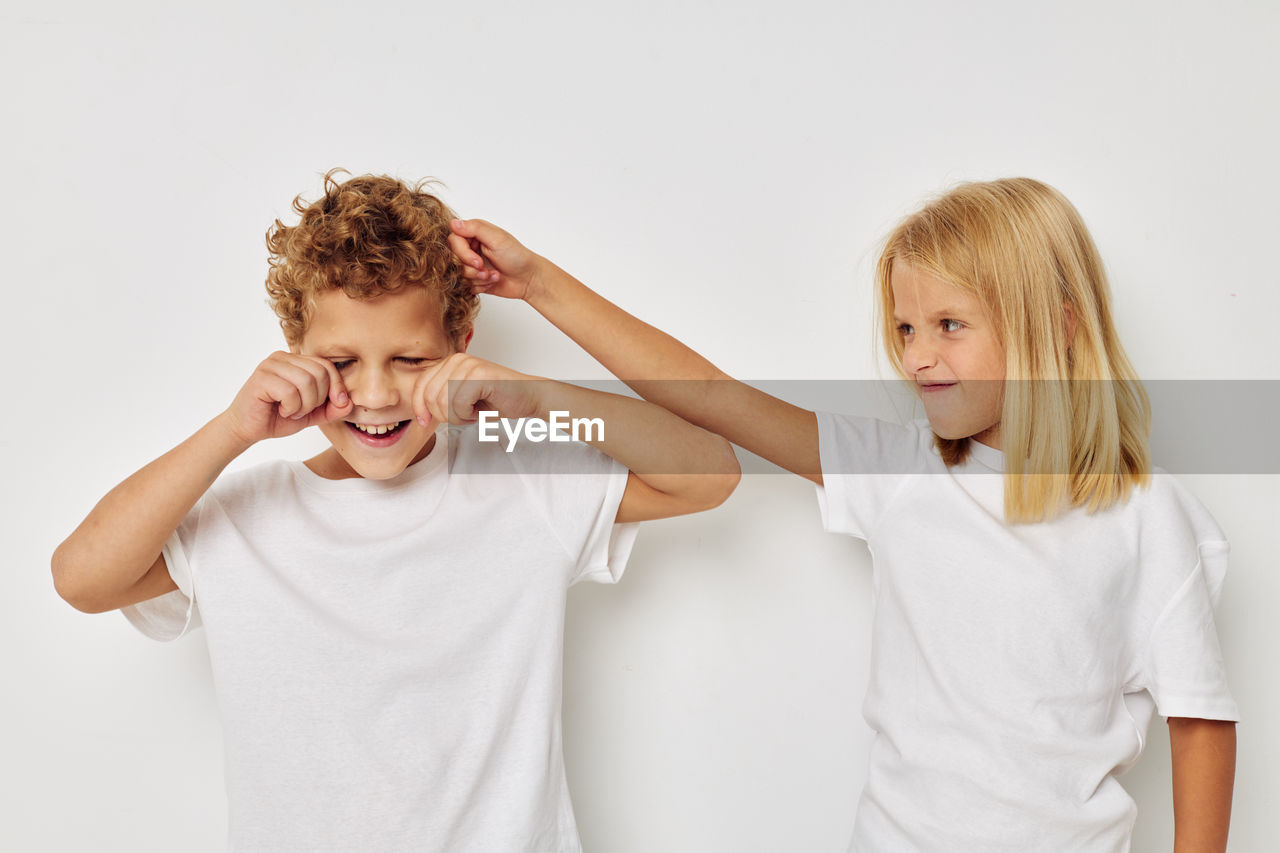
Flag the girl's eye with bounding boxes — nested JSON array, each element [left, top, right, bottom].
[[897, 323, 914, 336], [941, 319, 963, 333], [396, 357, 429, 366], [331, 360, 354, 370]]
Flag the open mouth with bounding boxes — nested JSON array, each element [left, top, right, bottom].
[[346, 420, 411, 445]]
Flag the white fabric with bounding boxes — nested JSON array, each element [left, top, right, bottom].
[[123, 424, 638, 853], [814, 413, 1237, 853]]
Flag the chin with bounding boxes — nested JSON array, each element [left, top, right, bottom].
[[925, 416, 987, 443], [921, 409, 965, 440], [352, 461, 413, 480]]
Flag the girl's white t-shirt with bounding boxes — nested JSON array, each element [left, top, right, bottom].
[[815, 413, 1237, 853], [123, 425, 637, 853]]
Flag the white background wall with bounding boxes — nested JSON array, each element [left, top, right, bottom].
[[4, 1, 1277, 850]]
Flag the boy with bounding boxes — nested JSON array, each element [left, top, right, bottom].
[[51, 171, 739, 852]]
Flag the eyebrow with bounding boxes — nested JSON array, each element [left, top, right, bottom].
[[892, 307, 971, 324], [308, 348, 447, 359]]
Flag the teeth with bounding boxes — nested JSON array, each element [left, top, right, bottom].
[[354, 422, 400, 435]]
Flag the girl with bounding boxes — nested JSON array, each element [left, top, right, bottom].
[[447, 178, 1237, 852]]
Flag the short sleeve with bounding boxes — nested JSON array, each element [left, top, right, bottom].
[[814, 412, 930, 540], [1144, 540, 1238, 721], [120, 511, 203, 642], [509, 439, 639, 586]]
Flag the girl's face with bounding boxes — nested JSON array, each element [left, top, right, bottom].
[[891, 261, 1006, 450]]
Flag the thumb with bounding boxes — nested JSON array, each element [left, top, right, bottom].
[[450, 217, 479, 238], [449, 220, 494, 274], [450, 217, 500, 241], [451, 218, 512, 253]]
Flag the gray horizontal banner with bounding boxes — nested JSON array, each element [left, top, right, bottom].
[[442, 379, 1280, 475]]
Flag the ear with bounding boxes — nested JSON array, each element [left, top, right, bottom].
[[458, 326, 475, 353]]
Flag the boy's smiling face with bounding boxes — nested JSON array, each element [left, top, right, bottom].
[[296, 286, 462, 480]]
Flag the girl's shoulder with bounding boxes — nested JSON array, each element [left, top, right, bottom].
[[1114, 470, 1230, 603], [1125, 469, 1227, 546]]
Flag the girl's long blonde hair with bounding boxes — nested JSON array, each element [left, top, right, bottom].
[[875, 178, 1151, 523]]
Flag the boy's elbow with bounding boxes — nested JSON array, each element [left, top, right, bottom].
[[51, 543, 108, 614], [695, 438, 741, 510], [702, 470, 740, 510], [51, 546, 84, 611]]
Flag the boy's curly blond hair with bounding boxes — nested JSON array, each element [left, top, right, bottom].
[[265, 169, 478, 347]]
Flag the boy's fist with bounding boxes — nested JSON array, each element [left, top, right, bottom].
[[448, 219, 543, 300], [413, 353, 542, 429], [222, 352, 354, 447]]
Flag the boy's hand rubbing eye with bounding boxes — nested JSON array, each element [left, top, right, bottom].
[[413, 353, 542, 429], [221, 352, 352, 448]]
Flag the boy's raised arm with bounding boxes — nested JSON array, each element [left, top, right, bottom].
[[448, 219, 823, 485], [52, 353, 352, 613]]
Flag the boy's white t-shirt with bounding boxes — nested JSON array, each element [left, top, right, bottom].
[[123, 424, 638, 853], [815, 413, 1237, 853]]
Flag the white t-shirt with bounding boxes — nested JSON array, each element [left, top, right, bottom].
[[815, 413, 1237, 853], [124, 424, 638, 853]]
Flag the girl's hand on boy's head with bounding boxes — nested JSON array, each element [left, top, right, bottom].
[[448, 218, 544, 301], [412, 353, 542, 429], [221, 352, 354, 448]]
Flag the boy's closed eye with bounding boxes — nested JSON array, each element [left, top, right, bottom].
[[329, 357, 439, 370]]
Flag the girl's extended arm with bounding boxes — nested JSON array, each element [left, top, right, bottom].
[[448, 219, 823, 485], [412, 353, 740, 523], [1169, 717, 1235, 852]]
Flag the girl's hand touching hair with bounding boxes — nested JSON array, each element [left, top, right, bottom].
[[448, 218, 545, 302]]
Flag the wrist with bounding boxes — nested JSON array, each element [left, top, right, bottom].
[[209, 410, 258, 458], [522, 255, 563, 309]]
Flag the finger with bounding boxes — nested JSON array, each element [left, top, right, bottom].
[[301, 358, 353, 425], [302, 355, 351, 412], [448, 230, 488, 272], [430, 353, 480, 426], [450, 218, 513, 263], [258, 373, 305, 421], [413, 358, 450, 428], [458, 263, 496, 283], [450, 217, 504, 242], [266, 358, 328, 419], [265, 353, 326, 414], [446, 360, 491, 424], [426, 355, 463, 426]]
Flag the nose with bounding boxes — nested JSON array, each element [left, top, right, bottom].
[[902, 335, 937, 375], [349, 364, 400, 411]]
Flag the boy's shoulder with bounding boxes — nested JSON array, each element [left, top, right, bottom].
[[448, 422, 623, 479], [207, 458, 297, 501]]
